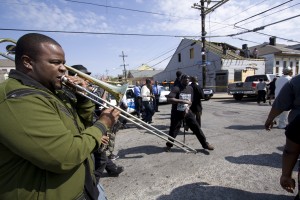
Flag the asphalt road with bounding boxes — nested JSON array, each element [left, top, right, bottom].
[[101, 97, 295, 200]]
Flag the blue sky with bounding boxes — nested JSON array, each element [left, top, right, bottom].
[[0, 0, 300, 77]]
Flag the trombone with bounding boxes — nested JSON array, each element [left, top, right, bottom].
[[0, 38, 197, 153]]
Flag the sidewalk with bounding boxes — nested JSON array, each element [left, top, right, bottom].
[[211, 92, 232, 99]]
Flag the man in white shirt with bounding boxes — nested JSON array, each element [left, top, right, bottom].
[[275, 67, 293, 129], [141, 79, 155, 123]]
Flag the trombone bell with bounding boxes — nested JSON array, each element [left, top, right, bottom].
[[64, 65, 128, 102]]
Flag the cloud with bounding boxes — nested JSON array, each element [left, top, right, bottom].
[[149, 0, 300, 45], [8, 0, 113, 32], [4, 0, 300, 46]]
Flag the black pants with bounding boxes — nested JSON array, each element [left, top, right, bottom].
[[192, 110, 202, 127], [257, 90, 266, 103], [153, 95, 160, 112], [94, 151, 117, 182], [134, 97, 142, 117], [166, 111, 208, 148]]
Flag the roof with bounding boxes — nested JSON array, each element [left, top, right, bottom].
[[127, 70, 163, 78], [249, 43, 300, 56], [0, 59, 15, 67], [136, 64, 155, 71]]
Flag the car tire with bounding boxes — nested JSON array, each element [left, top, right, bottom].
[[233, 94, 243, 101]]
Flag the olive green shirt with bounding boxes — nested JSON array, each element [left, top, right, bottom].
[[0, 70, 106, 199]]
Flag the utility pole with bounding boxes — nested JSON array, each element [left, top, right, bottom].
[[192, 0, 229, 87], [119, 51, 128, 81]]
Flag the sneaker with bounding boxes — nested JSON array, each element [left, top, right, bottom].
[[165, 146, 171, 152], [107, 166, 124, 177], [108, 154, 119, 160], [203, 143, 214, 151]]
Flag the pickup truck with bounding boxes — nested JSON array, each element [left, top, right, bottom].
[[227, 74, 277, 101]]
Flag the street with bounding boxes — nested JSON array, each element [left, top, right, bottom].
[[101, 97, 295, 200]]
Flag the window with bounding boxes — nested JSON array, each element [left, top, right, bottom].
[[283, 61, 287, 68], [275, 67, 279, 74], [275, 61, 280, 65], [290, 61, 293, 67], [190, 48, 194, 59], [178, 53, 181, 62], [296, 61, 299, 74]]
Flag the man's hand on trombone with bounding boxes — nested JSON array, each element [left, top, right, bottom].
[[64, 75, 89, 89], [98, 107, 121, 130]]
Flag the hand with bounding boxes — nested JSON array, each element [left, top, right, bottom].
[[185, 100, 192, 105], [280, 175, 295, 193], [264, 118, 275, 131], [65, 75, 89, 89], [98, 107, 120, 130], [101, 135, 109, 145]]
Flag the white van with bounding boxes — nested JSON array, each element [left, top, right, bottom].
[[107, 86, 135, 114]]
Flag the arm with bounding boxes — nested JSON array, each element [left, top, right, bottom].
[[168, 97, 192, 105], [264, 107, 284, 130], [0, 93, 118, 174], [167, 86, 192, 105], [280, 138, 300, 193]]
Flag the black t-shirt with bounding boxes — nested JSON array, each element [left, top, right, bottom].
[[190, 83, 204, 112], [168, 85, 193, 113]]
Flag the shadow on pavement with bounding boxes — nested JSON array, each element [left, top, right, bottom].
[[225, 124, 265, 130], [157, 182, 292, 200], [117, 145, 182, 160]]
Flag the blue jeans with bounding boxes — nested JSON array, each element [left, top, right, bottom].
[[98, 184, 107, 200]]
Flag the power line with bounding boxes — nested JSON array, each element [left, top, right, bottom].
[[234, 0, 294, 26], [239, 2, 300, 27], [0, 28, 200, 38], [228, 14, 300, 43], [209, 0, 269, 33], [64, 0, 200, 21]]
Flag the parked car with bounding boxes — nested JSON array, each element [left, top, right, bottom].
[[107, 86, 135, 113], [227, 74, 277, 101], [203, 88, 214, 100], [158, 85, 170, 103]]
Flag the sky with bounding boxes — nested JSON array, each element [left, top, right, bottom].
[[0, 0, 300, 77]]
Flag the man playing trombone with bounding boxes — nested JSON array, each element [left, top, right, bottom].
[[0, 33, 120, 200]]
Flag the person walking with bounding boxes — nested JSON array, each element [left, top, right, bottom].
[[279, 115, 300, 199], [152, 80, 161, 112], [141, 79, 155, 123], [189, 76, 205, 127], [173, 70, 182, 87], [69, 64, 124, 181], [165, 74, 214, 152], [256, 78, 267, 104], [267, 77, 277, 105], [134, 81, 142, 118], [275, 67, 293, 129], [264, 73, 300, 199], [0, 33, 120, 200]]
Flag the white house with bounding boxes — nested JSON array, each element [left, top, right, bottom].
[[249, 37, 300, 76], [153, 39, 265, 92], [0, 59, 15, 83]]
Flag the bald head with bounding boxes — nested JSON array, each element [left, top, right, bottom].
[[15, 33, 61, 69]]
